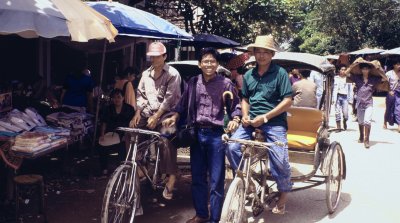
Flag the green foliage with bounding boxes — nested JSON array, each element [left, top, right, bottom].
[[301, 0, 400, 53], [140, 0, 400, 54]]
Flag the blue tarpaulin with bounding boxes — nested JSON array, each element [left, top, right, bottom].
[[87, 1, 193, 40]]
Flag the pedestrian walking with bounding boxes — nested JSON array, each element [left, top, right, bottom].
[[332, 64, 352, 130], [346, 57, 388, 148], [383, 58, 400, 131]]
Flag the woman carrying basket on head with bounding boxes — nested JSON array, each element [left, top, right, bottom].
[[345, 57, 388, 148]]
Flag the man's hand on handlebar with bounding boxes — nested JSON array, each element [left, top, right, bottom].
[[146, 114, 159, 130], [131, 112, 141, 128], [162, 117, 176, 128], [250, 115, 265, 128], [226, 120, 239, 132], [241, 116, 251, 127]]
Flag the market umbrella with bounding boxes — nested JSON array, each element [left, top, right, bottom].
[[324, 55, 339, 60], [0, 0, 118, 148], [86, 1, 192, 40], [0, 0, 117, 42], [181, 33, 240, 48], [348, 47, 386, 55], [381, 47, 400, 55]]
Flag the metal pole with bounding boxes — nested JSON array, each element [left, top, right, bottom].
[[92, 40, 107, 148]]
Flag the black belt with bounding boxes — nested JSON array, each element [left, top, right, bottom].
[[337, 93, 347, 96]]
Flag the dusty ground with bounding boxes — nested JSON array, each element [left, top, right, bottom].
[[1, 96, 400, 223]]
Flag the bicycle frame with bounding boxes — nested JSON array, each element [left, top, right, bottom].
[[118, 127, 164, 190], [224, 135, 281, 200]]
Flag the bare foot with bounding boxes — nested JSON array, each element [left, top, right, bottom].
[[383, 123, 387, 129], [276, 192, 288, 208]]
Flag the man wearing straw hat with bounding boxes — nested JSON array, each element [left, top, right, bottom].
[[346, 57, 388, 148], [226, 35, 293, 214]]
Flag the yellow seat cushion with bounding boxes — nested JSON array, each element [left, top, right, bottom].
[[287, 107, 323, 151], [287, 130, 317, 150]]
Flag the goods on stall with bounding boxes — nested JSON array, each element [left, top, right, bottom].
[[25, 108, 47, 127], [12, 131, 51, 152], [9, 109, 38, 130], [46, 112, 93, 142], [0, 120, 23, 132], [11, 130, 68, 153], [0, 108, 46, 133]]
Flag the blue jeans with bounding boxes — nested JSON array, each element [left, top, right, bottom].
[[226, 125, 292, 192], [190, 128, 225, 222], [335, 94, 349, 121]]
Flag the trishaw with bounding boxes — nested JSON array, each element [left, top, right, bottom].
[[220, 52, 346, 222]]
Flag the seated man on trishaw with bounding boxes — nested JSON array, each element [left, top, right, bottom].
[[226, 35, 293, 215]]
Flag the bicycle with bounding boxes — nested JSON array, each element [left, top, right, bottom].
[[101, 127, 166, 223], [220, 133, 284, 223]]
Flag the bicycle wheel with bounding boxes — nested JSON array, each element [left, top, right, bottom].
[[220, 177, 246, 223], [325, 142, 344, 214], [101, 164, 139, 223]]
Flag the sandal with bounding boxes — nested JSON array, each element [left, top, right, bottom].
[[272, 205, 285, 215], [162, 186, 173, 200]]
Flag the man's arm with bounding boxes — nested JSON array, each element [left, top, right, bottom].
[[332, 77, 338, 104], [158, 72, 182, 116], [136, 72, 147, 112], [265, 97, 292, 121]]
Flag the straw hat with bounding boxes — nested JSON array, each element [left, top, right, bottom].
[[99, 132, 120, 146], [247, 35, 280, 52], [226, 53, 250, 70], [348, 57, 384, 77]]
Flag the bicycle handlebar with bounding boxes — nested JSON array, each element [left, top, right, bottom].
[[117, 127, 161, 137], [221, 134, 285, 148]]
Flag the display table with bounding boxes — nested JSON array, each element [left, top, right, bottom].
[[11, 140, 69, 159]]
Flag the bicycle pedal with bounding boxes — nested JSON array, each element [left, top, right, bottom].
[[252, 204, 264, 217]]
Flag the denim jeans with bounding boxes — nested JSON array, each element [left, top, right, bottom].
[[190, 127, 225, 222], [226, 124, 292, 192], [335, 94, 349, 121]]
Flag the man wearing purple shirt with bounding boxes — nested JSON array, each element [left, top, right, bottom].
[[163, 48, 241, 223], [346, 58, 388, 148]]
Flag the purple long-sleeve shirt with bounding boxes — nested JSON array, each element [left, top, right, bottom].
[[174, 74, 241, 127]]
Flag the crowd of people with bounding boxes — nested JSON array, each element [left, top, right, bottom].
[[56, 35, 399, 222], [94, 36, 294, 222]]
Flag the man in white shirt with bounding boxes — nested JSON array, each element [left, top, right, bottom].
[[332, 64, 352, 130]]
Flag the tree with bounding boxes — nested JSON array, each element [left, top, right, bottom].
[[299, 0, 400, 53], [143, 0, 299, 45]]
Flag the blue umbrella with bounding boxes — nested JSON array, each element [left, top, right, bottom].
[[86, 1, 192, 40], [181, 33, 240, 48]]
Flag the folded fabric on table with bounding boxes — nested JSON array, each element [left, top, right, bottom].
[[12, 143, 51, 153], [34, 126, 71, 137]]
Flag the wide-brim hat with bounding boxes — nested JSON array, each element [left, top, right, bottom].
[[99, 132, 120, 146], [349, 57, 384, 77], [226, 53, 250, 70], [247, 35, 280, 52]]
